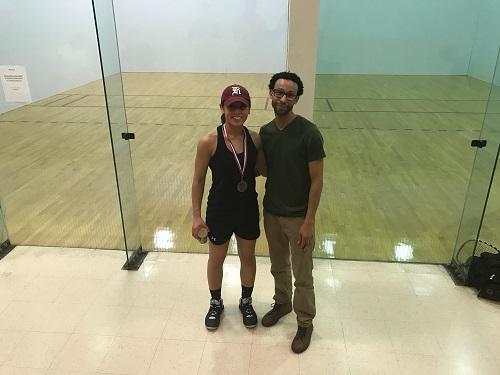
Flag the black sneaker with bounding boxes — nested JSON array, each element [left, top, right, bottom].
[[239, 297, 258, 328], [205, 298, 224, 330]]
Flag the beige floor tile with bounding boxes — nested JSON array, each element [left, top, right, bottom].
[[49, 333, 114, 372], [313, 258, 333, 270], [0, 330, 26, 365], [313, 268, 337, 294], [0, 367, 46, 375], [45, 370, 96, 375], [367, 272, 416, 295], [331, 268, 374, 293], [0, 301, 53, 331], [407, 273, 458, 296], [6, 332, 70, 369], [342, 319, 393, 353], [249, 343, 300, 375], [131, 281, 182, 309], [116, 306, 170, 338], [0, 247, 499, 374], [436, 355, 500, 375], [401, 263, 446, 275], [74, 305, 132, 335], [90, 279, 144, 307], [387, 320, 442, 356], [377, 294, 423, 322], [312, 317, 346, 351], [162, 308, 208, 342], [335, 293, 387, 320], [36, 303, 90, 333], [299, 346, 350, 375], [55, 277, 108, 304], [347, 349, 401, 375], [0, 272, 35, 302], [147, 339, 205, 375], [13, 276, 68, 303], [396, 353, 442, 375], [198, 342, 251, 375], [97, 336, 159, 375], [437, 326, 496, 360]]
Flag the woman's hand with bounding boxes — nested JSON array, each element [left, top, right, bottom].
[[192, 216, 209, 240]]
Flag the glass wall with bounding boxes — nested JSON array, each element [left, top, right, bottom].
[[110, 0, 289, 254], [92, 0, 142, 260], [314, 0, 499, 262], [0, 1, 125, 249], [3, 0, 497, 265], [452, 47, 500, 280], [0, 200, 7, 246], [0, 0, 289, 255], [480, 80, 500, 247]]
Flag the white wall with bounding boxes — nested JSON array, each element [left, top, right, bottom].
[[316, 0, 478, 75], [468, 0, 500, 82], [0, 0, 101, 113], [0, 0, 288, 114], [113, 0, 288, 73]]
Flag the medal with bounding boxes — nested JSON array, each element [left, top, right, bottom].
[[237, 180, 248, 192], [223, 124, 248, 193]]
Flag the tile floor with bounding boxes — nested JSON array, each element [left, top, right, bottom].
[[0, 246, 499, 374]]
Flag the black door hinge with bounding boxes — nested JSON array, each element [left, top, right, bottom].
[[122, 132, 135, 140], [471, 139, 487, 148]]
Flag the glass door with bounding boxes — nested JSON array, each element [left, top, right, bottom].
[[450, 47, 500, 282], [91, 0, 143, 268]]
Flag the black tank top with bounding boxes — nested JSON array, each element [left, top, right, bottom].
[[207, 125, 258, 210]]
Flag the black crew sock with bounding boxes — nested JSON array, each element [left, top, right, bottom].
[[210, 288, 221, 301], [241, 285, 254, 299]]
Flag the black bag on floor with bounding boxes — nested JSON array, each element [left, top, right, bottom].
[[478, 274, 500, 301], [467, 251, 500, 301]]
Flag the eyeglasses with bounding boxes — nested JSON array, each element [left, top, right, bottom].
[[271, 89, 298, 101]]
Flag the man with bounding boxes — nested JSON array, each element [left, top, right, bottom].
[[259, 72, 325, 353]]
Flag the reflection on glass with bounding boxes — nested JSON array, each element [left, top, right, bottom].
[[393, 241, 414, 262], [153, 227, 175, 250], [223, 263, 240, 287], [320, 233, 337, 257], [228, 234, 238, 255]]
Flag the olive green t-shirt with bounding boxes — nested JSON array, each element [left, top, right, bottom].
[[260, 115, 326, 217]]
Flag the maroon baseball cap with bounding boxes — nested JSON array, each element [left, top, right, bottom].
[[220, 84, 251, 108]]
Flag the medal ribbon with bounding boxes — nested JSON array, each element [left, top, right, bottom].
[[222, 124, 247, 181]]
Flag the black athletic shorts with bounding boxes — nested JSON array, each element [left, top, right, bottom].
[[206, 203, 260, 245]]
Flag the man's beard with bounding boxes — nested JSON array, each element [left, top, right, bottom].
[[273, 102, 292, 116]]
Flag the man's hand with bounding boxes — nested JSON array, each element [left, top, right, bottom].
[[297, 221, 314, 250]]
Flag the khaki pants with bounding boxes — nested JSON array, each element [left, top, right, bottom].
[[264, 210, 316, 327]]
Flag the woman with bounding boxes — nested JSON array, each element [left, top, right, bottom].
[[191, 84, 263, 330]]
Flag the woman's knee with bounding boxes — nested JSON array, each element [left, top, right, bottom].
[[208, 243, 228, 266]]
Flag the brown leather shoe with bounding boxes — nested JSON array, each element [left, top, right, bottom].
[[261, 302, 293, 327], [291, 324, 313, 353]]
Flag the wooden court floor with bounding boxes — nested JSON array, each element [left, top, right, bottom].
[[0, 73, 498, 263]]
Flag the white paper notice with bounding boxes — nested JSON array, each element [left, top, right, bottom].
[[0, 65, 32, 103]]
